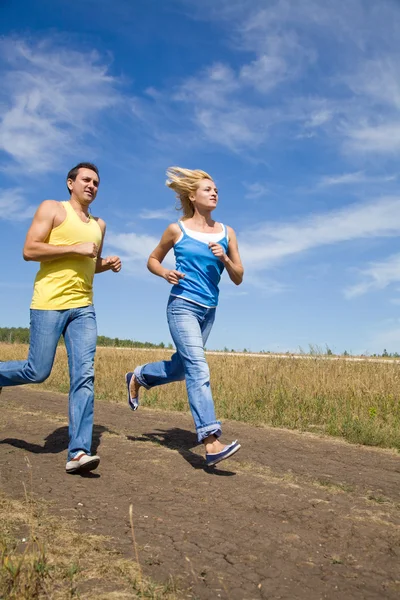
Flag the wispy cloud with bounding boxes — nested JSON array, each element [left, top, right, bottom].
[[169, 0, 400, 159], [105, 231, 174, 273], [239, 195, 400, 270], [0, 38, 123, 173], [0, 188, 35, 221], [243, 182, 269, 199], [319, 172, 396, 187], [345, 253, 400, 298], [365, 320, 400, 351], [138, 208, 176, 220], [343, 123, 400, 154]]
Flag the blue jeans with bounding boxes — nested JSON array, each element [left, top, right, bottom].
[[135, 296, 221, 442], [0, 306, 97, 460]]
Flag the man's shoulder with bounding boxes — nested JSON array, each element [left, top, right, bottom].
[[38, 199, 65, 212], [92, 216, 106, 233], [33, 200, 65, 220]]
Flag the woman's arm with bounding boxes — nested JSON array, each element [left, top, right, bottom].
[[147, 223, 184, 285], [208, 226, 244, 285]]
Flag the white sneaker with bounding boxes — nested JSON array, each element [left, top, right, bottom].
[[66, 452, 100, 474]]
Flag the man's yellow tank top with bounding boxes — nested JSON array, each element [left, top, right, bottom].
[[31, 201, 103, 310]]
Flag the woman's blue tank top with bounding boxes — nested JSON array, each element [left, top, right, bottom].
[[170, 221, 229, 308]]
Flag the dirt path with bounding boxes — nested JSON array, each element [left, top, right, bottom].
[[1, 388, 399, 600]]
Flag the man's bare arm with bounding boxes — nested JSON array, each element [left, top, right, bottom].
[[23, 201, 98, 262], [94, 219, 122, 273]]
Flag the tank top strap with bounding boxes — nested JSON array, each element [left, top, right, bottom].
[[177, 220, 185, 233]]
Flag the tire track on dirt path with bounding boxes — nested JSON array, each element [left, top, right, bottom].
[[1, 387, 400, 600]]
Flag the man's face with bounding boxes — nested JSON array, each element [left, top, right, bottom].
[[68, 168, 100, 204]]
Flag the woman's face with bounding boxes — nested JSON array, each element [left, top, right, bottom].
[[191, 178, 218, 211]]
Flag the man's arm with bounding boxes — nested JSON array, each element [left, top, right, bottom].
[[94, 219, 122, 273], [23, 201, 98, 262]]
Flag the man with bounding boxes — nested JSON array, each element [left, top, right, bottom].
[[0, 163, 121, 474]]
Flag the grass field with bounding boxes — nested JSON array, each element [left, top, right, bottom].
[[1, 343, 400, 451], [0, 489, 179, 600]]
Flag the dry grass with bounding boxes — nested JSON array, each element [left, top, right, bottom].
[[0, 486, 180, 599], [2, 343, 400, 450]]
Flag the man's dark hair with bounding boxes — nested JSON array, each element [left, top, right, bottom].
[[66, 162, 100, 194]]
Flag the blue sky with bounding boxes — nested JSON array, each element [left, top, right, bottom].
[[1, 0, 400, 354]]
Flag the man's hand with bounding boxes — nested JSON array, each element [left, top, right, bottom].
[[105, 255, 122, 272], [163, 270, 185, 285], [74, 242, 99, 258], [208, 242, 227, 263]]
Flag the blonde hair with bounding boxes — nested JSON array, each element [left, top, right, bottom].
[[166, 167, 213, 219]]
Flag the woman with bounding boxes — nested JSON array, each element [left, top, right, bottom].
[[126, 167, 244, 467]]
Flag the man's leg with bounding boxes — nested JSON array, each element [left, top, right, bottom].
[[0, 309, 65, 387], [63, 306, 97, 461]]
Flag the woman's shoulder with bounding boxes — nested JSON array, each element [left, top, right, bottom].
[[158, 222, 182, 245], [165, 222, 181, 235], [168, 221, 181, 230]]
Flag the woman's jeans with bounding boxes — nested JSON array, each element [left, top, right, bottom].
[[0, 306, 97, 460], [135, 296, 221, 443]]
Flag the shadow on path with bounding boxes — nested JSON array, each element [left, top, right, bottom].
[[0, 423, 109, 456], [127, 427, 237, 476]]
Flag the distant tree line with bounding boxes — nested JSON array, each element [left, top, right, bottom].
[[0, 327, 172, 350], [1, 327, 400, 357]]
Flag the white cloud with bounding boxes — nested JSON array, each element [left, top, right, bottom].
[[243, 182, 269, 199], [105, 231, 174, 272], [343, 123, 400, 154], [0, 188, 35, 221], [138, 208, 176, 220], [304, 110, 333, 129], [319, 171, 396, 187], [175, 63, 239, 107], [345, 253, 400, 298], [171, 0, 400, 158], [239, 54, 288, 93], [173, 63, 278, 150], [239, 195, 400, 270], [0, 38, 122, 172], [344, 57, 400, 111], [365, 323, 400, 351]]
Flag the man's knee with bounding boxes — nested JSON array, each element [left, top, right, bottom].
[[30, 367, 52, 383]]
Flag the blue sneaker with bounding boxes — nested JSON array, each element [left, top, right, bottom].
[[206, 440, 241, 467], [125, 372, 139, 411]]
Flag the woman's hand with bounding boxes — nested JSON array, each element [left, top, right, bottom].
[[163, 269, 185, 285], [208, 242, 227, 263]]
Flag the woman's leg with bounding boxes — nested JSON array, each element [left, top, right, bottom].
[[167, 297, 221, 444], [134, 350, 185, 389]]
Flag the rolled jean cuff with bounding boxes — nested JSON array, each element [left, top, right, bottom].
[[197, 422, 222, 443], [133, 366, 151, 390]]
